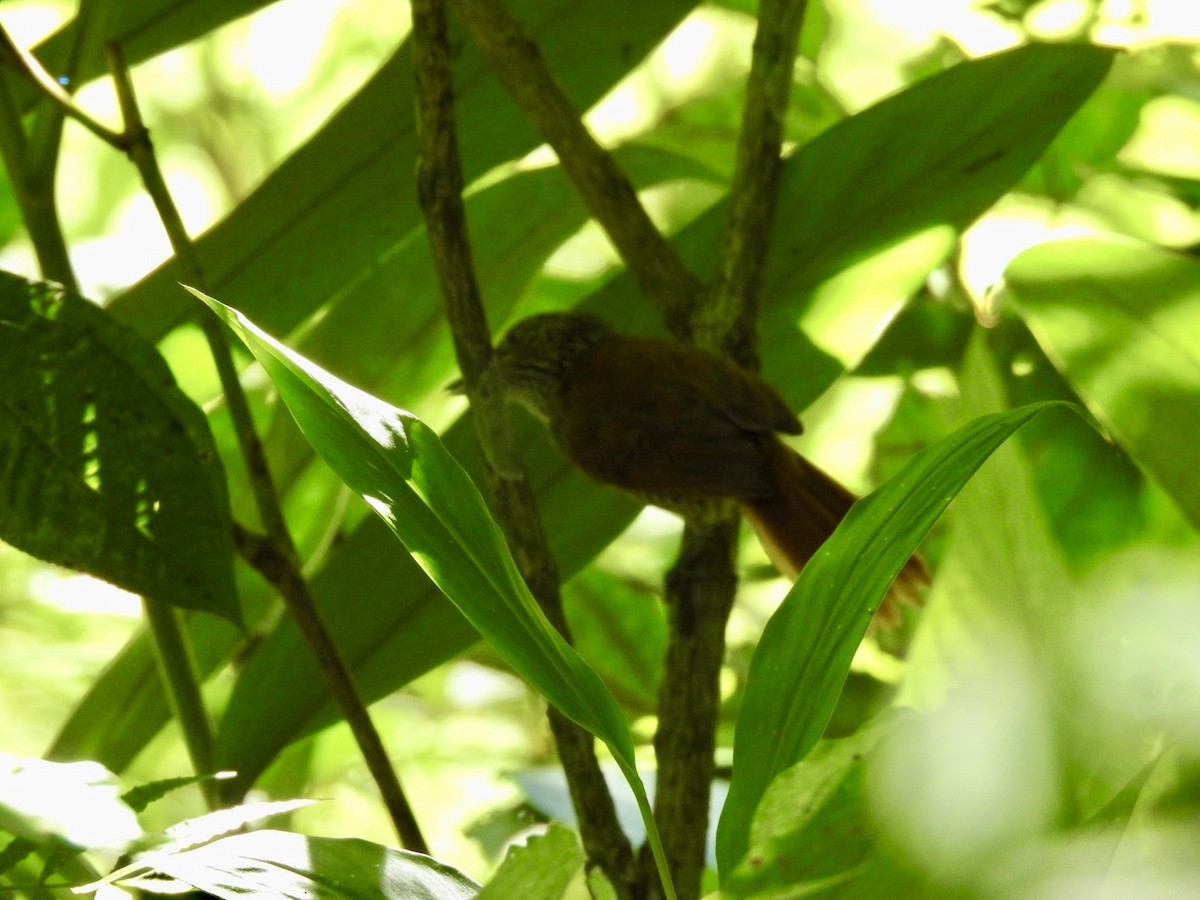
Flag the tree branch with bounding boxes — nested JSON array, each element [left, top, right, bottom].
[[104, 42, 427, 851], [644, 4, 810, 896], [410, 2, 639, 894]]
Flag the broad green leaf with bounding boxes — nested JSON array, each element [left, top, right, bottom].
[[1003, 237, 1200, 532], [101, 829, 479, 900], [193, 292, 631, 748], [765, 41, 1112, 369], [476, 824, 583, 900], [0, 273, 238, 623], [715, 401, 1080, 874], [987, 318, 1146, 568], [720, 720, 889, 898], [564, 568, 667, 714], [107, 0, 699, 341], [194, 292, 674, 896]]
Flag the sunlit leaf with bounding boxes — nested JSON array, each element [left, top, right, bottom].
[[476, 824, 583, 900], [95, 830, 479, 900], [193, 291, 674, 895], [720, 719, 889, 898], [0, 755, 140, 854]]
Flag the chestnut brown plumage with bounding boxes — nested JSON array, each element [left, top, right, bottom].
[[486, 311, 926, 623]]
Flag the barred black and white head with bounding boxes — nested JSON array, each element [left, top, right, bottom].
[[489, 312, 615, 424]]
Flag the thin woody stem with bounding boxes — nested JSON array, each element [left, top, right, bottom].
[[647, 3, 810, 896], [411, 1, 639, 894], [105, 42, 427, 851]]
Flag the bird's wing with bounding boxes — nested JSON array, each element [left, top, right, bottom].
[[560, 336, 793, 499]]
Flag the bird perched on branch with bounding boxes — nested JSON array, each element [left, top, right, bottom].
[[483, 311, 926, 624]]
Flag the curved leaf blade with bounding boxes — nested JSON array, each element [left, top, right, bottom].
[[0, 272, 238, 622], [716, 401, 1078, 874], [196, 290, 629, 753], [115, 829, 479, 900], [196, 289, 677, 895], [192, 289, 639, 755]]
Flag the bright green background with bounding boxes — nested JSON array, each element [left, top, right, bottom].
[[0, 0, 1198, 895]]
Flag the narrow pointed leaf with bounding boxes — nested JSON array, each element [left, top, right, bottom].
[[716, 401, 1079, 873], [196, 290, 676, 896], [193, 289, 634, 763]]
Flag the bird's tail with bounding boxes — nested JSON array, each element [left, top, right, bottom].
[[738, 441, 928, 628]]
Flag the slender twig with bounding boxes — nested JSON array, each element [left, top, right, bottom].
[[0, 26, 82, 291], [409, 2, 640, 895], [27, 2, 118, 170], [0, 23, 123, 149], [103, 42, 427, 851], [449, 0, 702, 333]]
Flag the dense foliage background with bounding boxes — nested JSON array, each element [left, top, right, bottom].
[[0, 0, 1198, 897]]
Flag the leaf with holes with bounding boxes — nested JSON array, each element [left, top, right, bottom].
[[0, 272, 238, 623]]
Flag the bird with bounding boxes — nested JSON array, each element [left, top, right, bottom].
[[482, 310, 927, 624]]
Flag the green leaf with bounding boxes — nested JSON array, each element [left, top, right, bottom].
[[715, 401, 1080, 874], [766, 40, 1113, 362], [106, 829, 479, 900], [721, 720, 890, 898], [214, 413, 639, 790], [1003, 237, 1200, 532], [477, 824, 584, 900], [899, 332, 1073, 707], [564, 567, 667, 714], [195, 290, 631, 755], [193, 291, 674, 897], [0, 272, 238, 623]]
